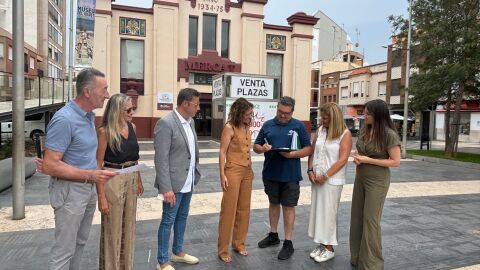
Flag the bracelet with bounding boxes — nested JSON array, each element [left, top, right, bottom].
[[307, 168, 314, 173]]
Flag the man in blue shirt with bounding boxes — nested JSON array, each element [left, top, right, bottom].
[[254, 96, 312, 260], [42, 68, 118, 270]]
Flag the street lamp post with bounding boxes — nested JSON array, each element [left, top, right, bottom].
[[402, 0, 413, 158], [12, 0, 25, 220], [68, 0, 74, 100]]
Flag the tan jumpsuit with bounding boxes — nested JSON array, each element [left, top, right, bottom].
[[217, 125, 254, 258]]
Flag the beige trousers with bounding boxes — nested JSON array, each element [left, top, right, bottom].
[[217, 163, 254, 258], [99, 171, 138, 270]]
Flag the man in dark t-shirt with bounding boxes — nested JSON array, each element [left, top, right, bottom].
[[253, 96, 312, 260]]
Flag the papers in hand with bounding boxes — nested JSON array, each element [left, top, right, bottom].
[[271, 147, 292, 152], [116, 163, 148, 174], [290, 130, 300, 150]]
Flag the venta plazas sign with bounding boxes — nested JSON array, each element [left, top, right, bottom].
[[230, 76, 274, 100]]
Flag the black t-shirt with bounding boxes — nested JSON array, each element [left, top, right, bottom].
[[104, 122, 140, 163]]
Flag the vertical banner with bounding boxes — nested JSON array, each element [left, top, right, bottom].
[[75, 0, 96, 68], [226, 100, 277, 142]]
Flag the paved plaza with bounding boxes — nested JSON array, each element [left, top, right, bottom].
[[0, 140, 479, 270]]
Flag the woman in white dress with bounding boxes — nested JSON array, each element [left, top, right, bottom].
[[307, 102, 352, 263]]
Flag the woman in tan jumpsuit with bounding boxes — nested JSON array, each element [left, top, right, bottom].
[[217, 98, 254, 263]]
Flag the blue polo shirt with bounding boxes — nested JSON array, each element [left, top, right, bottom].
[[45, 101, 98, 170], [254, 117, 311, 182]]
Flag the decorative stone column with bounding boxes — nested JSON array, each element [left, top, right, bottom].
[[287, 12, 318, 133]]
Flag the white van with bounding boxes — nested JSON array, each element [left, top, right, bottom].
[[1, 113, 46, 140]]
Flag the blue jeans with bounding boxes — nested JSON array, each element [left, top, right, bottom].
[[157, 191, 192, 264]]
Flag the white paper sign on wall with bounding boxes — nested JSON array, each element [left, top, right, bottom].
[[212, 76, 223, 100]]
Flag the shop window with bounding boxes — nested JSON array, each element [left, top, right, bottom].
[[266, 53, 283, 89], [189, 73, 213, 85], [8, 46, 12, 60], [0, 42, 4, 59], [203, 14, 217, 50], [378, 81, 386, 96], [221, 20, 230, 58], [391, 79, 401, 96], [120, 39, 145, 95], [189, 16, 198, 56], [449, 113, 470, 135]]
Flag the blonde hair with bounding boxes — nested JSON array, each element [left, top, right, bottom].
[[320, 102, 347, 140], [100, 93, 131, 154]]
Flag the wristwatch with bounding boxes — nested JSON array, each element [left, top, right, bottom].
[[307, 168, 314, 173]]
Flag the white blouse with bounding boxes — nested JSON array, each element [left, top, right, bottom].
[[312, 127, 348, 186]]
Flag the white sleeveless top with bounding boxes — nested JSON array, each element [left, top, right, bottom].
[[312, 127, 349, 186]]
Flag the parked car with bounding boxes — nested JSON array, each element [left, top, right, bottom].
[[1, 113, 46, 140]]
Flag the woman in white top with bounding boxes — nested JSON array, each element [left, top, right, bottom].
[[307, 102, 352, 263]]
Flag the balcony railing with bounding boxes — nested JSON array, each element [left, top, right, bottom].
[[0, 72, 71, 114]]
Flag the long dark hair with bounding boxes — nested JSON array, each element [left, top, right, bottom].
[[359, 99, 395, 152], [228, 98, 253, 128]]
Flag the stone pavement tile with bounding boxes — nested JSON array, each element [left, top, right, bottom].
[[1, 193, 480, 270]]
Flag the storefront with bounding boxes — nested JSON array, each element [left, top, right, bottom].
[[92, 0, 317, 138], [435, 100, 480, 143]]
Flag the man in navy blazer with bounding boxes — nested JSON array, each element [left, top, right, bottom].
[[154, 88, 202, 270]]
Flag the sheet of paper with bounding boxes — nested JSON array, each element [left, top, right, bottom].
[[116, 163, 148, 174]]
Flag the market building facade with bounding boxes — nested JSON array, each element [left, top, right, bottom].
[[93, 0, 318, 138]]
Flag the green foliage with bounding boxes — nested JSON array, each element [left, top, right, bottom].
[[0, 140, 13, 160], [0, 140, 37, 160], [389, 0, 480, 110], [407, 149, 480, 164]]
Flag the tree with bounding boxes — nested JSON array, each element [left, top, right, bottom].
[[389, 0, 480, 157]]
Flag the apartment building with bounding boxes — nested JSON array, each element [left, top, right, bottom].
[[338, 63, 387, 128], [0, 0, 66, 79], [40, 0, 67, 79]]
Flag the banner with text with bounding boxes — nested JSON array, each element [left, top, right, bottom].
[[226, 100, 277, 141], [75, 0, 96, 68], [212, 76, 223, 99], [230, 76, 274, 99]]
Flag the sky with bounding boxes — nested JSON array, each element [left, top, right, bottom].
[[79, 0, 409, 64]]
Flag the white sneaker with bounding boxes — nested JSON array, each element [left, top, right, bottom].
[[309, 245, 325, 258], [314, 249, 335, 262]]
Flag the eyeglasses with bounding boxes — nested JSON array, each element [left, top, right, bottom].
[[277, 109, 293, 116], [125, 108, 134, 114]]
